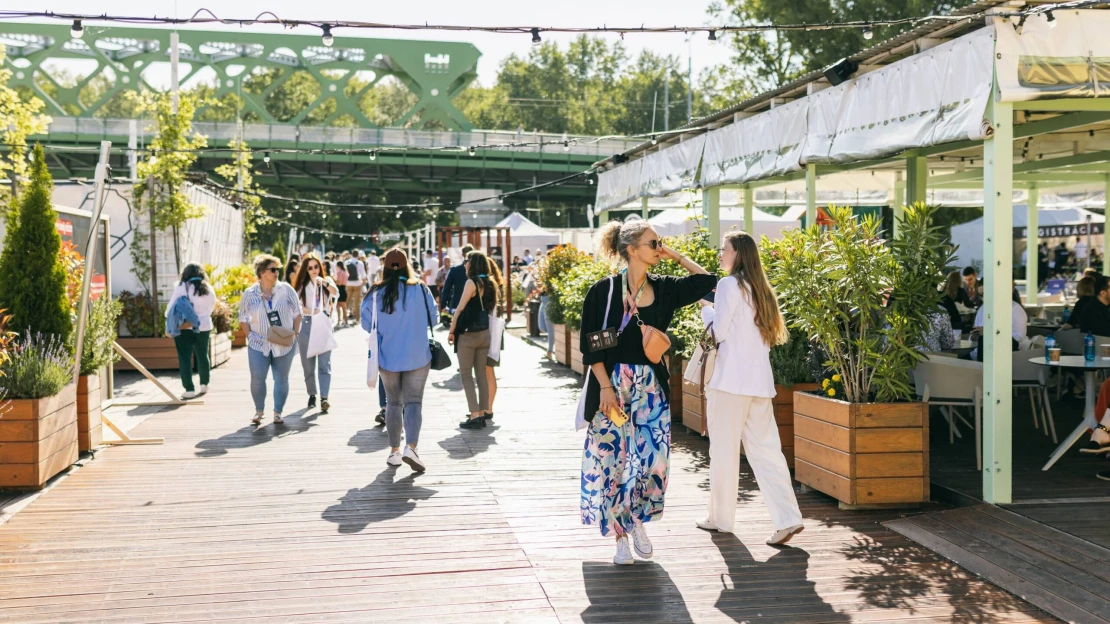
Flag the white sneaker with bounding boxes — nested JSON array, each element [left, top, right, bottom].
[[387, 451, 403, 467], [630, 523, 653, 559], [695, 518, 731, 533], [402, 446, 426, 472], [613, 536, 634, 565], [197, 385, 208, 395], [767, 524, 805, 546], [182, 390, 197, 399]]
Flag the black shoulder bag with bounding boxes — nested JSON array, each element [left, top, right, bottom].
[[420, 284, 452, 370]]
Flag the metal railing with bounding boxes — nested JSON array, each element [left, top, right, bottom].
[[40, 117, 641, 157]]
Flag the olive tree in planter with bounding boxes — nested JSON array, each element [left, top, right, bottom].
[[770, 204, 952, 507]]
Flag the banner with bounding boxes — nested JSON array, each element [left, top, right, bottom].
[[1016, 223, 1103, 239]]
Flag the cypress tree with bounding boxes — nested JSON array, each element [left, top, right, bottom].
[[0, 145, 72, 342], [271, 238, 286, 268]]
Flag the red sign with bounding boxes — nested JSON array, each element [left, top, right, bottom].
[[56, 219, 74, 239], [90, 274, 106, 301]]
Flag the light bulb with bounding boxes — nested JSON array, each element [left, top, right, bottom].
[[531, 28, 542, 46], [70, 19, 84, 39], [357, 213, 362, 219], [369, 150, 377, 161], [149, 155, 158, 165], [563, 141, 570, 152], [1046, 11, 1057, 28], [395, 211, 402, 218], [468, 147, 476, 156], [651, 136, 658, 145], [863, 26, 873, 41], [263, 152, 270, 164], [588, 177, 594, 185], [321, 25, 334, 47], [555, 210, 561, 217], [708, 30, 717, 42]]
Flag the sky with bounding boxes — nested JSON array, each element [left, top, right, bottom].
[[7, 0, 737, 85]]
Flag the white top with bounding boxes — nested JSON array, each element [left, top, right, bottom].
[[700, 275, 776, 398], [299, 279, 335, 316], [238, 282, 302, 357], [346, 258, 366, 286], [1074, 240, 1089, 259], [973, 300, 1028, 341], [164, 282, 218, 332], [366, 255, 381, 280], [423, 256, 440, 286]]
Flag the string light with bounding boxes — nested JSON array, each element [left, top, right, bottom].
[[707, 30, 717, 41], [530, 27, 542, 46], [263, 151, 270, 164], [863, 26, 873, 40], [650, 136, 658, 145], [321, 24, 334, 47], [1046, 11, 1057, 28], [369, 150, 377, 161], [70, 19, 83, 38], [467, 146, 476, 156]]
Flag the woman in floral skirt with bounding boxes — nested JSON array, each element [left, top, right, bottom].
[[578, 219, 715, 565]]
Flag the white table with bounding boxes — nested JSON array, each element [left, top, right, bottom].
[[1030, 356, 1110, 470]]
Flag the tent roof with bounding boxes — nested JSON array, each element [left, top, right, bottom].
[[496, 211, 555, 235], [955, 205, 1105, 230]]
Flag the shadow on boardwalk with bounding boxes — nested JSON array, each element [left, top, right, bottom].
[[581, 560, 694, 623], [194, 409, 318, 457], [322, 469, 437, 534]]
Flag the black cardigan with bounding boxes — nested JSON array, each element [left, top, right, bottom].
[[579, 272, 717, 423]]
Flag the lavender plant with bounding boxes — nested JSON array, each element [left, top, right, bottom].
[[0, 331, 73, 399]]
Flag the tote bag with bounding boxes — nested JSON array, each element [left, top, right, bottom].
[[683, 325, 717, 385], [365, 291, 379, 389], [575, 277, 614, 431], [306, 285, 339, 358], [487, 314, 506, 363]]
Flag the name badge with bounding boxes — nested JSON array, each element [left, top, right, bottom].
[[267, 310, 282, 327]]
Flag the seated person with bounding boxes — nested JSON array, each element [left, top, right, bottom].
[[1063, 276, 1095, 330], [919, 306, 957, 353], [968, 284, 1028, 361], [940, 271, 970, 331], [1078, 274, 1110, 336]]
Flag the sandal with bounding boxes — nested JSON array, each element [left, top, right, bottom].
[[251, 413, 263, 426]]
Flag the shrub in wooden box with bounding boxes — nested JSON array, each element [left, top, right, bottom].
[[793, 391, 929, 507], [209, 331, 232, 369], [0, 384, 79, 489], [737, 383, 820, 470], [554, 324, 568, 366], [114, 337, 178, 371], [76, 374, 103, 452], [570, 329, 584, 375], [681, 378, 707, 436], [668, 357, 684, 417], [232, 326, 248, 348]]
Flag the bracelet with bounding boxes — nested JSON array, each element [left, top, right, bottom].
[[600, 385, 613, 390]]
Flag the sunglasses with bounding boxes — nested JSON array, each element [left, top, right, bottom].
[[307, 264, 321, 271], [637, 239, 661, 250], [265, 267, 281, 274]]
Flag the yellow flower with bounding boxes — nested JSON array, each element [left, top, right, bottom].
[[832, 374, 841, 383], [822, 379, 830, 389], [827, 388, 836, 397]]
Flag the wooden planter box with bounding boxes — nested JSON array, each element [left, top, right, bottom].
[[736, 383, 820, 470], [554, 324, 568, 366], [76, 374, 103, 452], [209, 331, 232, 369], [0, 384, 79, 489], [115, 337, 178, 371], [232, 325, 248, 348], [570, 329, 584, 375], [682, 377, 707, 436], [793, 391, 929, 508], [668, 357, 684, 417]]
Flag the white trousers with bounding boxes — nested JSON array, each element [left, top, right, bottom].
[[706, 389, 803, 533]]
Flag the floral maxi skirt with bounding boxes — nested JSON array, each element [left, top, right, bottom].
[[580, 363, 671, 537]]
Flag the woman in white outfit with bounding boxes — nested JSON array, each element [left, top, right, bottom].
[[696, 231, 805, 546]]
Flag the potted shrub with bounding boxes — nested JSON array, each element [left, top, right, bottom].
[[208, 300, 233, 368], [0, 332, 78, 489], [211, 263, 256, 348], [557, 257, 614, 375], [771, 204, 951, 507], [75, 296, 121, 451], [115, 290, 176, 371], [535, 245, 587, 367]]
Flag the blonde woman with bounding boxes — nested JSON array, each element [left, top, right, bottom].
[[697, 231, 804, 546]]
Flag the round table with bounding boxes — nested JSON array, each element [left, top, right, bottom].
[[1030, 355, 1110, 470]]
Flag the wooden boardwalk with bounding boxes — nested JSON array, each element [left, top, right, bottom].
[[0, 326, 1058, 623]]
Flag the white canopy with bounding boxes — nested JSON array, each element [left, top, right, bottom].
[[649, 206, 801, 241], [488, 211, 560, 256], [950, 206, 1105, 268]]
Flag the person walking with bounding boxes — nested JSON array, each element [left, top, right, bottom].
[[293, 253, 338, 413], [578, 220, 715, 565], [440, 244, 472, 317], [481, 256, 506, 423], [239, 254, 302, 426], [449, 250, 498, 429], [333, 254, 350, 327], [695, 231, 805, 545], [283, 257, 299, 284], [366, 250, 382, 284], [423, 250, 441, 298], [165, 263, 217, 399], [345, 250, 367, 324], [362, 248, 437, 472]]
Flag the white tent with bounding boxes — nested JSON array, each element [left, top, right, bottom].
[[950, 206, 1105, 268], [649, 206, 801, 240], [487, 211, 560, 256]]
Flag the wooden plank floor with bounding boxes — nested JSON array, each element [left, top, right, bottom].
[[0, 325, 1058, 623], [886, 505, 1110, 624], [1011, 502, 1110, 550]]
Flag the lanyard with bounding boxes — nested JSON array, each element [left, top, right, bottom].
[[619, 273, 647, 333]]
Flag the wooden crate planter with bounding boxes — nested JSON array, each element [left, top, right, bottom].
[[231, 325, 248, 348], [570, 329, 584, 375], [209, 331, 232, 369], [115, 337, 178, 371], [681, 377, 707, 436], [76, 374, 103, 452], [793, 391, 929, 508], [738, 383, 819, 470], [554, 324, 568, 366], [0, 384, 79, 489], [668, 357, 684, 417]]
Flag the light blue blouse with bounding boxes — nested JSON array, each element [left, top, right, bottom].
[[361, 282, 438, 372]]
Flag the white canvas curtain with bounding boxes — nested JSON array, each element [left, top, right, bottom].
[[995, 10, 1110, 102]]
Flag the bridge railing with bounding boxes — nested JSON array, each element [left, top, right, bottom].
[[40, 117, 642, 157]]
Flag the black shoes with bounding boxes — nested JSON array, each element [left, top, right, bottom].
[[375, 409, 386, 425], [459, 416, 486, 429], [483, 412, 494, 423], [307, 395, 316, 409]]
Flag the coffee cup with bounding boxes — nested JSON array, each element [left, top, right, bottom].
[[1101, 344, 1110, 360], [952, 329, 963, 341], [1049, 348, 1062, 362]]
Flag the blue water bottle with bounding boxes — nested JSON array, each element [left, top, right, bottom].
[[1085, 331, 1096, 362], [1063, 305, 1071, 325], [1045, 333, 1056, 362]]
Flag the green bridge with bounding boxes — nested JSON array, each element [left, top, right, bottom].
[[1, 22, 634, 204]]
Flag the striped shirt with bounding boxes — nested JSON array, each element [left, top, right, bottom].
[[238, 282, 302, 357]]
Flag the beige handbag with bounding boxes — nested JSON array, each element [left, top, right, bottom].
[[683, 325, 717, 384], [267, 326, 296, 347]]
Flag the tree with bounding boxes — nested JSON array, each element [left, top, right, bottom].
[[0, 145, 72, 343], [0, 49, 51, 194], [271, 238, 287, 268]]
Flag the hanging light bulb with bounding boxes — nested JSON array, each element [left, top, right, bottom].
[[395, 211, 402, 218], [588, 177, 595, 185], [708, 30, 717, 42], [286, 212, 292, 218], [1046, 11, 1057, 28], [321, 24, 334, 47], [357, 213, 363, 219], [149, 153, 159, 165], [563, 141, 570, 152], [70, 19, 84, 39], [651, 136, 658, 145], [862, 26, 873, 41], [498, 196, 505, 204], [555, 210, 561, 217], [369, 150, 377, 161], [531, 28, 542, 47], [263, 151, 270, 164], [467, 146, 476, 156]]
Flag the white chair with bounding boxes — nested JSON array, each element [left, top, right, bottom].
[[914, 355, 984, 470], [1012, 343, 1059, 444], [1052, 328, 1084, 398]]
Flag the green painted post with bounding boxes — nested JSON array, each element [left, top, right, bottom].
[[906, 156, 928, 205], [642, 196, 650, 220], [893, 172, 905, 239], [599, 209, 610, 225], [1105, 176, 1110, 276], [704, 187, 721, 248], [982, 96, 1014, 505], [743, 185, 754, 233], [1026, 185, 1039, 303], [805, 163, 817, 228]]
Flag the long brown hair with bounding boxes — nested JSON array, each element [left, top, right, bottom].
[[943, 271, 962, 299], [292, 252, 329, 306], [465, 250, 498, 312], [723, 231, 787, 347], [485, 253, 506, 317], [370, 247, 420, 314]]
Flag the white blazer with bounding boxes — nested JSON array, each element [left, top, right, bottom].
[[700, 275, 776, 398]]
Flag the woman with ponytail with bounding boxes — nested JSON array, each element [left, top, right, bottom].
[[696, 231, 804, 546], [579, 219, 715, 565], [165, 262, 217, 399], [448, 250, 499, 429]]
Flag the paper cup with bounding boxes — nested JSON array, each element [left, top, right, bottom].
[[952, 329, 962, 341], [1049, 348, 1062, 362], [1101, 344, 1110, 359]]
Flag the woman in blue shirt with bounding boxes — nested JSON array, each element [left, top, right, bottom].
[[362, 248, 439, 473]]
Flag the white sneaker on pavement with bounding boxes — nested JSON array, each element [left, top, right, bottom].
[[767, 524, 805, 546], [613, 536, 634, 565], [386, 451, 403, 467], [197, 385, 208, 395], [402, 446, 426, 472], [630, 523, 653, 558], [695, 519, 731, 533], [182, 390, 197, 399]]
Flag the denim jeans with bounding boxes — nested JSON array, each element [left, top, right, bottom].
[[539, 295, 555, 354], [379, 365, 431, 448], [378, 379, 387, 409], [296, 316, 332, 397], [248, 347, 297, 413]]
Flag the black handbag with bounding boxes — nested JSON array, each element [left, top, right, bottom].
[[420, 285, 452, 370]]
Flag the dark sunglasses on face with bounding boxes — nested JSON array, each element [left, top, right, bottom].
[[639, 239, 660, 250], [265, 267, 281, 274]]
